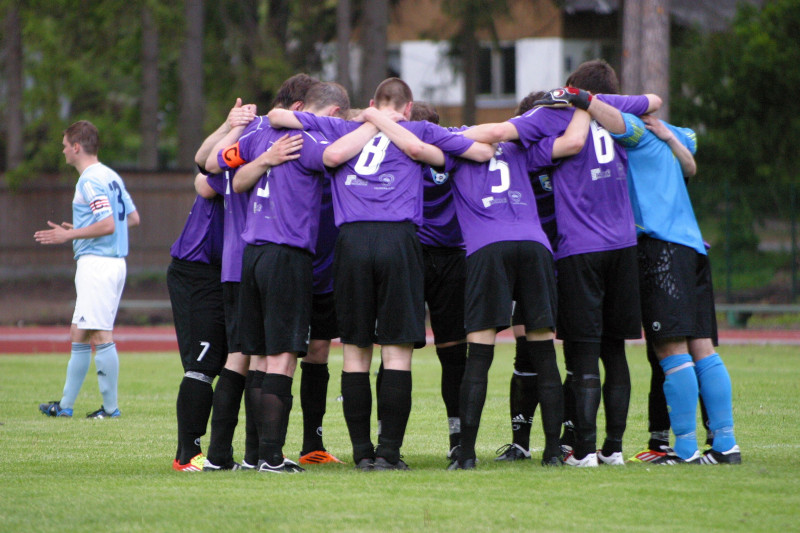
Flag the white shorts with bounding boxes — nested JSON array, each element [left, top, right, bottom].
[[72, 255, 127, 331]]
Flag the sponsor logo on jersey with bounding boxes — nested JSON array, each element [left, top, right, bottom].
[[345, 175, 368, 186], [591, 167, 611, 181]]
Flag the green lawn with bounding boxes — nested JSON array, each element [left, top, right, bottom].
[[2, 344, 798, 532]]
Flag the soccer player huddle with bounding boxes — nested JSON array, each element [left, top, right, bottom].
[[167, 59, 741, 473]]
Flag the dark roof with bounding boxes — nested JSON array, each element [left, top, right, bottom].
[[562, 0, 764, 32]]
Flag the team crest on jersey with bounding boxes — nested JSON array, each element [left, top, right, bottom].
[[430, 169, 449, 185], [508, 190, 523, 204], [538, 174, 552, 192], [378, 174, 395, 187]]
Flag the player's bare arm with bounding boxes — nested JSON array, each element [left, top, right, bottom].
[[362, 106, 446, 167], [127, 210, 140, 227], [323, 122, 379, 168], [204, 123, 249, 174], [642, 114, 697, 177], [194, 172, 217, 199], [266, 108, 304, 130], [232, 133, 304, 193], [461, 121, 520, 144], [644, 94, 662, 114], [552, 109, 590, 159], [195, 98, 256, 168], [34, 215, 115, 245]]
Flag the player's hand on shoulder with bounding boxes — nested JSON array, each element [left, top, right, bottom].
[[534, 87, 593, 110], [642, 114, 673, 142], [264, 133, 303, 165], [227, 98, 257, 129]]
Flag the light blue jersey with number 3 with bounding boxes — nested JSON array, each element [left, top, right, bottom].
[[72, 162, 136, 259]]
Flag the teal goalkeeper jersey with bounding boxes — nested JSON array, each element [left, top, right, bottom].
[[612, 113, 705, 255], [71, 162, 136, 259]]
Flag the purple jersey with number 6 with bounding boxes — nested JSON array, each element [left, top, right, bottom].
[[294, 113, 475, 227], [510, 94, 649, 260]]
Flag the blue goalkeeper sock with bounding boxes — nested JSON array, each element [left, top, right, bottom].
[[95, 342, 120, 413], [60, 343, 92, 409], [660, 353, 699, 460], [695, 353, 736, 452]]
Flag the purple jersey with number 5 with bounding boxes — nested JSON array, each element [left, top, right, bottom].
[[510, 94, 649, 259], [295, 113, 475, 227], [443, 141, 552, 257]]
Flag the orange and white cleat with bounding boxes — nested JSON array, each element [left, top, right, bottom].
[[299, 450, 345, 465], [173, 453, 206, 471]]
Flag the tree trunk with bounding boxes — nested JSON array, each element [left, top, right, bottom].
[[336, 0, 352, 94], [461, 16, 478, 127], [178, 0, 205, 170], [3, 3, 25, 171], [641, 0, 670, 119], [621, 0, 642, 95], [139, 3, 160, 171], [358, 0, 388, 107]]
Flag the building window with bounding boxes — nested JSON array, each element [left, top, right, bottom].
[[477, 43, 516, 98]]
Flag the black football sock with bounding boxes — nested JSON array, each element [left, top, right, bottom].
[[600, 338, 630, 456], [375, 369, 412, 464], [646, 341, 670, 450], [561, 350, 577, 449], [259, 373, 292, 466], [206, 368, 246, 465], [375, 362, 384, 436], [528, 339, 562, 459], [244, 370, 264, 465], [300, 362, 329, 454], [458, 343, 494, 461], [436, 343, 467, 450], [176, 374, 213, 464], [566, 340, 602, 459], [341, 371, 374, 463], [510, 336, 538, 451]]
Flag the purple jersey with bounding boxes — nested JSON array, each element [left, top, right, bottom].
[[295, 113, 475, 227], [444, 141, 552, 257], [509, 94, 650, 259], [417, 165, 464, 248], [220, 170, 250, 282], [312, 179, 338, 294], [169, 193, 224, 266]]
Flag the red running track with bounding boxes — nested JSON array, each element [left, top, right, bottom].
[[1, 326, 799, 353]]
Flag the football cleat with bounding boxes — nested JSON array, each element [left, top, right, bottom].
[[494, 443, 532, 461], [564, 451, 598, 467], [628, 445, 672, 463], [354, 458, 376, 471], [299, 450, 344, 465], [373, 457, 410, 471], [174, 453, 206, 472], [39, 401, 73, 417], [699, 445, 741, 465], [257, 458, 305, 474], [651, 450, 702, 465], [86, 406, 121, 419], [240, 460, 257, 470], [203, 458, 242, 471], [448, 457, 476, 470], [597, 450, 625, 466]]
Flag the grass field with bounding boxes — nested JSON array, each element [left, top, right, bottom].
[[2, 344, 799, 532]]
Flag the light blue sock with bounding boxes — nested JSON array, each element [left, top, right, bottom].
[[695, 353, 736, 452], [60, 343, 92, 409], [660, 353, 699, 460], [95, 342, 120, 413]]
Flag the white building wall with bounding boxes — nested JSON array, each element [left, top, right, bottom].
[[399, 41, 463, 106]]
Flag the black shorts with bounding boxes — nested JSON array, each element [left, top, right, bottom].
[[637, 236, 718, 343], [222, 282, 242, 353], [310, 291, 339, 341], [556, 246, 642, 342], [334, 222, 426, 348], [423, 245, 467, 345], [167, 258, 227, 376], [465, 241, 557, 334], [239, 243, 312, 356]]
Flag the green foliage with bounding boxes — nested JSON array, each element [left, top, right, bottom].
[[2, 345, 800, 531]]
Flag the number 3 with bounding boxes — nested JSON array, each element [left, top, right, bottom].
[[109, 181, 126, 221]]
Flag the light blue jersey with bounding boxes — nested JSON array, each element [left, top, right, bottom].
[[72, 163, 136, 259], [612, 113, 705, 255]]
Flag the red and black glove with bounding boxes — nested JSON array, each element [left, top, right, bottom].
[[533, 87, 593, 110]]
